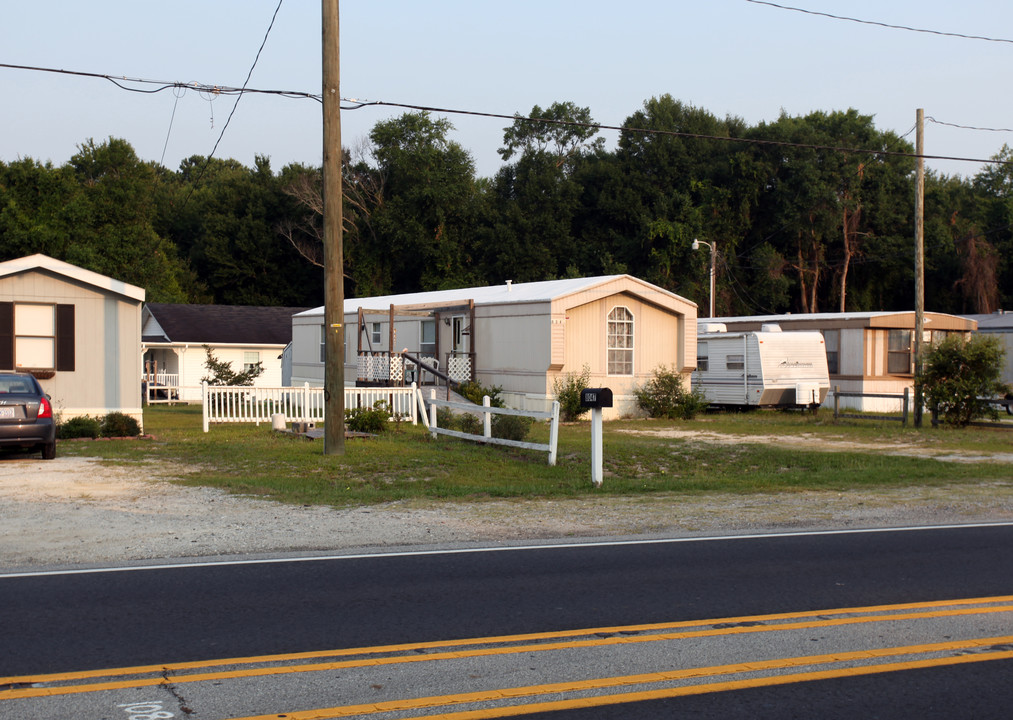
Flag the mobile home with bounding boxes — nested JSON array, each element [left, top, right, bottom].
[[693, 323, 830, 408]]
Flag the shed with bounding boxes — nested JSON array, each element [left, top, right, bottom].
[[712, 311, 977, 411], [142, 303, 309, 402], [290, 275, 698, 418], [0, 253, 145, 426]]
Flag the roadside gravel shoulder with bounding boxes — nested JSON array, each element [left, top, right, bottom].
[[2, 455, 1011, 573]]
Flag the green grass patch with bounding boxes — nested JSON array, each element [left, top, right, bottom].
[[57, 405, 1013, 508]]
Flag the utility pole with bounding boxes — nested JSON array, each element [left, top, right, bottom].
[[322, 0, 345, 453], [913, 108, 925, 428]]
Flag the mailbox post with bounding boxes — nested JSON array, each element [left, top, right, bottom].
[[580, 387, 613, 487]]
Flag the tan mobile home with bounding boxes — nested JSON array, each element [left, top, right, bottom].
[[712, 312, 977, 411], [0, 254, 145, 426], [291, 275, 698, 418]]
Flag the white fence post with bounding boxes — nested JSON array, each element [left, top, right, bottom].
[[483, 395, 492, 441], [548, 400, 559, 466], [202, 381, 209, 432], [429, 389, 438, 439]]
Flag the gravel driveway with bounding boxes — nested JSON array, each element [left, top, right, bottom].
[[2, 453, 1011, 573]]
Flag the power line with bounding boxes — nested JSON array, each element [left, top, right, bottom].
[[927, 117, 1013, 133], [180, 0, 286, 205], [356, 99, 1013, 167], [3, 63, 1012, 168], [745, 1, 1013, 45]]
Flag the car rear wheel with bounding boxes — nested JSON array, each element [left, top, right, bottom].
[[41, 442, 56, 460]]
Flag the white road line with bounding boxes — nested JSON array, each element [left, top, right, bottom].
[[2, 521, 1012, 579]]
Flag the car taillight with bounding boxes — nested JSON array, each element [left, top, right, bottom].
[[38, 396, 53, 420]]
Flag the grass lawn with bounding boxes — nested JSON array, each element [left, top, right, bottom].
[[58, 405, 1013, 508]]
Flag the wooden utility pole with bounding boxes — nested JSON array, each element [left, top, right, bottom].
[[913, 108, 925, 428], [322, 0, 345, 453]]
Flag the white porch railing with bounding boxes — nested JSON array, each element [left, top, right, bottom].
[[202, 382, 428, 432], [144, 373, 181, 404], [428, 391, 560, 465]]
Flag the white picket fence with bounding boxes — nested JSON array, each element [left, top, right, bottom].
[[428, 391, 560, 465], [201, 382, 427, 432]]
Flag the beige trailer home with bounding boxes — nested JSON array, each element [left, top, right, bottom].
[[0, 254, 145, 427], [694, 323, 830, 408], [713, 311, 976, 411], [290, 275, 698, 418]]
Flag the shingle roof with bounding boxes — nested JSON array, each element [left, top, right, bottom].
[[144, 304, 309, 345]]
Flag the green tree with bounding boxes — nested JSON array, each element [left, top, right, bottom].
[[918, 334, 1007, 426], [368, 112, 482, 293]]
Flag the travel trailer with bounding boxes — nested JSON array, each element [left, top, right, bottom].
[[693, 323, 830, 408]]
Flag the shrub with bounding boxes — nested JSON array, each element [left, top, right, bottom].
[[457, 380, 505, 408], [201, 344, 264, 387], [458, 413, 483, 435], [100, 412, 141, 437], [553, 364, 591, 422], [345, 402, 389, 434], [436, 407, 459, 430], [57, 415, 101, 439], [492, 413, 533, 442], [634, 365, 709, 420], [918, 334, 1008, 426]]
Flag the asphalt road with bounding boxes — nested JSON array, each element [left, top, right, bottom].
[[2, 523, 1013, 718]]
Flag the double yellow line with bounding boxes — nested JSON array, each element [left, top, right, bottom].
[[3, 595, 1012, 718]]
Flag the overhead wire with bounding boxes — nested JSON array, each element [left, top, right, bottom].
[[744, 0, 1013, 45]]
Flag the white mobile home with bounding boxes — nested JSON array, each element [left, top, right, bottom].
[[693, 324, 830, 408], [290, 275, 698, 419]]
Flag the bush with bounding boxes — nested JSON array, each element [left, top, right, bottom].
[[918, 334, 1008, 426], [345, 402, 389, 434], [634, 365, 709, 420], [57, 415, 101, 439], [457, 381, 505, 408], [436, 406, 459, 430], [100, 412, 141, 437], [553, 364, 591, 422], [458, 413, 483, 435], [491, 413, 533, 442]]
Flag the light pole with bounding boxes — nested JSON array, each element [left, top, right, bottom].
[[692, 238, 716, 318]]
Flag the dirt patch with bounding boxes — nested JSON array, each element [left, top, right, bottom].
[[1, 452, 1012, 573]]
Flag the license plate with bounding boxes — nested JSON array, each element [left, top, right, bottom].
[[0, 407, 15, 418]]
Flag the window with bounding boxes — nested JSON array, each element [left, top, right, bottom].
[[420, 319, 436, 355], [15, 304, 55, 369], [371, 322, 382, 346], [0, 302, 75, 372], [727, 354, 744, 371], [697, 341, 709, 372], [243, 351, 260, 374], [822, 329, 840, 375], [888, 330, 913, 375], [607, 306, 634, 375]]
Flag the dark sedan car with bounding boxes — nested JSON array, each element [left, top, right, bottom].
[[0, 372, 56, 459]]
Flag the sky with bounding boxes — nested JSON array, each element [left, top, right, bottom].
[[2, 1, 1013, 181]]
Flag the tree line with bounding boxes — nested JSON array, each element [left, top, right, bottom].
[[1, 94, 1009, 315]]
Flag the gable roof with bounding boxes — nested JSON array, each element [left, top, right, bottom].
[[0, 253, 145, 302], [144, 303, 310, 345], [295, 275, 695, 317]]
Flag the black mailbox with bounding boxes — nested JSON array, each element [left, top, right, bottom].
[[580, 387, 613, 409]]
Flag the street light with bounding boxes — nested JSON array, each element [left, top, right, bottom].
[[692, 238, 716, 318]]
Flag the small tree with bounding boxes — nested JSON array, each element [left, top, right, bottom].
[[553, 364, 591, 422], [201, 344, 264, 386], [918, 334, 1007, 426]]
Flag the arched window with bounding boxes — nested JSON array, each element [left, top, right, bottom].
[[607, 306, 634, 375]]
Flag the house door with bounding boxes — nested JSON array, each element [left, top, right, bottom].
[[449, 315, 472, 383]]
